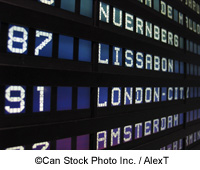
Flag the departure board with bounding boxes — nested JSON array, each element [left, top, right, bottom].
[[0, 0, 200, 150]]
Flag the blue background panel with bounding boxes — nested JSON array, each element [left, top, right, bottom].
[[179, 113, 184, 125], [61, 0, 76, 12], [77, 87, 90, 109], [173, 9, 178, 22], [194, 65, 198, 76], [180, 62, 184, 74], [57, 87, 72, 111], [190, 64, 194, 75], [76, 134, 90, 150], [78, 39, 92, 62], [190, 87, 194, 98], [58, 35, 74, 60], [56, 138, 71, 150], [186, 112, 190, 123], [194, 110, 198, 120], [179, 37, 184, 49], [153, 0, 160, 11], [175, 60, 179, 73], [80, 0, 93, 17]]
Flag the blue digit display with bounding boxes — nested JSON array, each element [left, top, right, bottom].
[[78, 39, 92, 62], [5, 86, 26, 114], [58, 35, 74, 60], [38, 0, 55, 6], [33, 86, 51, 112], [7, 25, 29, 54], [32, 142, 50, 150], [77, 87, 90, 109], [35, 30, 53, 57], [57, 87, 72, 111]]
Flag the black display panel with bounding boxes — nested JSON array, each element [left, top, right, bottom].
[[0, 0, 200, 150]]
